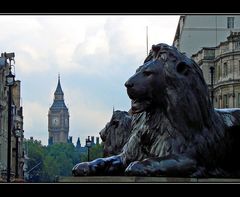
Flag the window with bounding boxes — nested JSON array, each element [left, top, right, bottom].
[[218, 96, 221, 108], [215, 66, 218, 81], [239, 60, 240, 74], [65, 118, 68, 126], [223, 94, 229, 108], [229, 63, 232, 74], [227, 17, 234, 29], [217, 64, 221, 80], [238, 93, 240, 107], [235, 41, 240, 49], [223, 62, 228, 77]]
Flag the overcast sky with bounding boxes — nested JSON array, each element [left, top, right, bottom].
[[0, 15, 180, 146]]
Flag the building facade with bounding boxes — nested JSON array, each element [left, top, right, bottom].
[[192, 32, 240, 108], [173, 15, 240, 57], [0, 53, 24, 181], [48, 76, 69, 145]]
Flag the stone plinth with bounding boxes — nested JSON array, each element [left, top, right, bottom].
[[58, 176, 240, 183]]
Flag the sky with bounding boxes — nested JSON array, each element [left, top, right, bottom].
[[0, 15, 180, 146]]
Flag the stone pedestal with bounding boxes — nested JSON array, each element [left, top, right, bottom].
[[58, 176, 240, 183]]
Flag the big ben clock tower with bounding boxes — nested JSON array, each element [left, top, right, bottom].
[[48, 75, 69, 145]]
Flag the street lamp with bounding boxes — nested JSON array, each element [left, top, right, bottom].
[[14, 124, 22, 179], [210, 66, 215, 106], [85, 136, 92, 162], [6, 65, 15, 182]]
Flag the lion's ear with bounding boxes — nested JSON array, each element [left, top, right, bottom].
[[176, 61, 189, 75]]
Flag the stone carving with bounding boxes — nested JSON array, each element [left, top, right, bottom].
[[72, 43, 240, 177], [99, 110, 132, 157]]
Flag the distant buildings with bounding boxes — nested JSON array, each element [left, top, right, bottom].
[[173, 15, 240, 57], [173, 15, 240, 109], [47, 76, 100, 153], [48, 76, 70, 145], [0, 52, 24, 181], [75, 136, 100, 154], [192, 31, 240, 108]]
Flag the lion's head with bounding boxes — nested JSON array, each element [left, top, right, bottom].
[[125, 43, 214, 133], [99, 110, 132, 157]]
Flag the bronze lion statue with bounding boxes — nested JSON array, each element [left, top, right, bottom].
[[72, 43, 240, 177], [99, 110, 132, 157]]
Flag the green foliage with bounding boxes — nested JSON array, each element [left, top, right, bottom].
[[24, 139, 44, 182], [25, 139, 104, 182], [90, 143, 103, 160], [80, 143, 103, 162], [24, 140, 81, 182], [41, 155, 59, 182], [39, 143, 81, 182]]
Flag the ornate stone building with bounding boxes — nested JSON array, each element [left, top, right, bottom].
[[48, 76, 69, 145], [192, 32, 240, 108], [173, 15, 240, 57], [0, 52, 24, 181]]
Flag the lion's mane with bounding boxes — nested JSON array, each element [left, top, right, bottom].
[[100, 110, 132, 157], [122, 44, 234, 176]]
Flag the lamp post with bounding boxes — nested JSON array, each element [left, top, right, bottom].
[[210, 66, 215, 106], [85, 136, 92, 162], [6, 66, 15, 182], [14, 125, 22, 179]]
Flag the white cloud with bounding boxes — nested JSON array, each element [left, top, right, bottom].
[[23, 101, 48, 145], [64, 87, 114, 145], [70, 15, 179, 77], [0, 15, 180, 146], [1, 15, 179, 77]]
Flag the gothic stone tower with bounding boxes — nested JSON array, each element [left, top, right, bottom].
[[48, 75, 69, 145]]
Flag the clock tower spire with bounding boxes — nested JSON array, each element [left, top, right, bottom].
[[48, 75, 69, 145]]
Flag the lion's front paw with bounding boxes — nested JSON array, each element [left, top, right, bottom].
[[72, 162, 90, 176], [124, 161, 147, 176]]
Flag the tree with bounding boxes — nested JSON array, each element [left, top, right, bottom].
[[24, 139, 44, 182], [44, 143, 80, 179], [90, 143, 103, 160], [24, 140, 81, 182], [41, 155, 59, 182], [80, 143, 103, 162], [25, 138, 106, 182]]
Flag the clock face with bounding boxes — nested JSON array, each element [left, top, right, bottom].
[[52, 117, 59, 126]]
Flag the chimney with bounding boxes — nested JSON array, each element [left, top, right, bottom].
[[48, 137, 53, 145], [91, 136, 94, 144], [96, 137, 99, 145], [76, 137, 81, 148], [68, 136, 72, 143]]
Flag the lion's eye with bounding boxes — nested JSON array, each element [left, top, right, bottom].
[[143, 70, 153, 76], [112, 120, 119, 128], [176, 62, 189, 75]]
